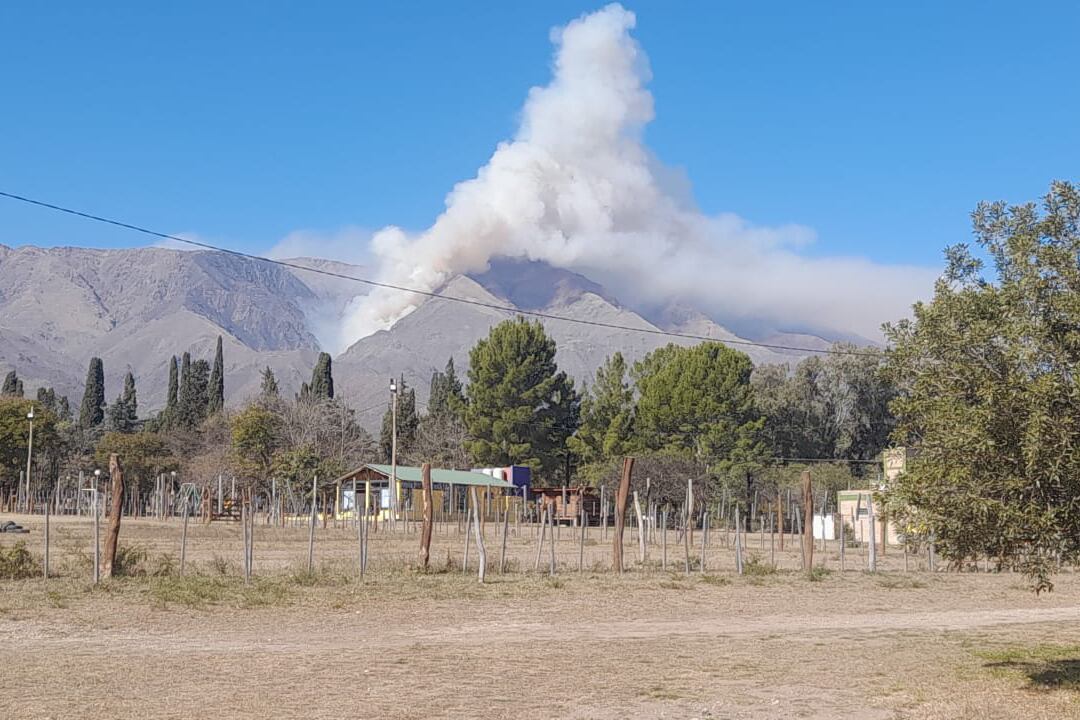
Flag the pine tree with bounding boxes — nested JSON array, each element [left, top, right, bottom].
[[568, 352, 634, 467], [208, 335, 225, 414], [259, 366, 280, 399], [13, 379, 23, 398], [428, 357, 465, 420], [309, 352, 334, 400], [1, 371, 17, 396], [464, 318, 579, 475], [79, 357, 106, 428]]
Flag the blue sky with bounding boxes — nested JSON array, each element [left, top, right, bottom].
[[1, 1, 1077, 270]]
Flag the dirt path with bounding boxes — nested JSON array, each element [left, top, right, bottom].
[[3, 575, 1079, 720]]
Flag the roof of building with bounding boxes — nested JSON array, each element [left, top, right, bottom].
[[335, 464, 514, 488]]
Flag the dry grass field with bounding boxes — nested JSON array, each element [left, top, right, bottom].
[[2, 514, 1079, 719]]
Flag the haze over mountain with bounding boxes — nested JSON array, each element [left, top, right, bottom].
[[0, 245, 837, 429]]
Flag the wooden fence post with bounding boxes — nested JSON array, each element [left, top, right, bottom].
[[548, 502, 557, 576], [43, 498, 50, 579], [307, 474, 318, 575], [633, 490, 646, 564], [867, 493, 877, 573], [661, 510, 668, 571], [612, 457, 634, 573], [102, 454, 125, 579], [470, 486, 486, 583], [777, 488, 785, 551], [500, 500, 510, 573], [578, 503, 586, 573], [801, 470, 814, 575], [419, 464, 433, 570], [533, 505, 547, 572], [180, 493, 190, 576]]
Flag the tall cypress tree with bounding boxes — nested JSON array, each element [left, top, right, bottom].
[[35, 387, 57, 412], [309, 352, 334, 400], [79, 357, 106, 428], [176, 354, 209, 430], [166, 355, 179, 412], [105, 371, 138, 433], [14, 379, 23, 398], [1, 370, 17, 396], [122, 370, 137, 420], [259, 366, 280, 399], [57, 395, 72, 422], [208, 335, 225, 414]]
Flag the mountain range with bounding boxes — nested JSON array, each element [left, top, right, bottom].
[[0, 245, 836, 429]]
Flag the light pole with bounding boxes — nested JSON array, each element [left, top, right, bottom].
[[389, 377, 398, 521], [24, 406, 34, 513]]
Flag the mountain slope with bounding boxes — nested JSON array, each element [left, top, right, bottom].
[[0, 245, 836, 429]]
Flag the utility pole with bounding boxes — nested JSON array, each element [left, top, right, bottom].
[[24, 406, 34, 512]]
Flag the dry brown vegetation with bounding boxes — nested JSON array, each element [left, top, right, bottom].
[[2, 514, 1079, 719]]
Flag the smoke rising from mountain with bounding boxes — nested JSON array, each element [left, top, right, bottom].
[[340, 3, 936, 348]]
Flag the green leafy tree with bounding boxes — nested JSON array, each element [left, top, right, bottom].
[[230, 405, 283, 485], [464, 318, 579, 478], [883, 181, 1080, 592], [752, 346, 894, 468], [380, 376, 419, 462], [79, 357, 106, 428], [0, 397, 58, 495], [308, 352, 334, 401], [208, 335, 225, 414], [633, 342, 764, 473], [95, 431, 174, 495], [569, 352, 634, 472]]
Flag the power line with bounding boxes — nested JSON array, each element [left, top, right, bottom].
[[0, 190, 883, 358]]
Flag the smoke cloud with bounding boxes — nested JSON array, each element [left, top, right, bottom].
[[340, 3, 936, 349]]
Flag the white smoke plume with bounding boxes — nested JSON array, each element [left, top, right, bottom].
[[340, 3, 936, 348]]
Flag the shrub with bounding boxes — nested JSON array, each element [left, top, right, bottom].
[[0, 541, 37, 579]]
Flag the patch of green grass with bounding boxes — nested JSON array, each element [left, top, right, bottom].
[[742, 554, 777, 577], [45, 590, 70, 608], [699, 574, 730, 587], [973, 644, 1080, 691], [876, 575, 927, 590], [144, 575, 295, 609], [808, 565, 832, 582], [639, 685, 686, 700]]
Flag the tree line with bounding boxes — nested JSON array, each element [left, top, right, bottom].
[[3, 181, 1078, 589]]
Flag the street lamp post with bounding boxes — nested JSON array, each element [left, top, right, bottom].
[[389, 377, 398, 524], [24, 406, 34, 513]]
